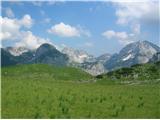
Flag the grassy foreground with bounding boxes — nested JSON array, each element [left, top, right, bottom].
[[1, 64, 160, 118]]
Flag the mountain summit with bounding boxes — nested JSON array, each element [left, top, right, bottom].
[[105, 41, 160, 70], [62, 47, 95, 63], [31, 43, 69, 66]]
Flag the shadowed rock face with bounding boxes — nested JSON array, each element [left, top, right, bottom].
[[149, 52, 160, 63], [1, 48, 17, 67], [2, 47, 36, 65], [31, 43, 69, 66]]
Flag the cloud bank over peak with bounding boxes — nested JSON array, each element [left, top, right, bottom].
[[102, 30, 135, 45], [15, 31, 51, 49], [1, 15, 51, 49]]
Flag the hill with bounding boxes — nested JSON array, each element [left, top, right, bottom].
[[97, 61, 160, 82], [1, 64, 93, 82]]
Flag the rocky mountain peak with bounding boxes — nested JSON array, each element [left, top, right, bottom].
[[5, 46, 29, 56], [33, 43, 69, 66], [62, 46, 95, 63], [105, 40, 160, 71]]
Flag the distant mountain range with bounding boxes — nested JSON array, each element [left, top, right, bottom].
[[1, 41, 160, 75]]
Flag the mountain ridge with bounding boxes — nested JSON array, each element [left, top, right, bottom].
[[1, 40, 160, 75]]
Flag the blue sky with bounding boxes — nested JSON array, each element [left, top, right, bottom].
[[1, 1, 159, 56]]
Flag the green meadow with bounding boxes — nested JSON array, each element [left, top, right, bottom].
[[1, 64, 160, 118]]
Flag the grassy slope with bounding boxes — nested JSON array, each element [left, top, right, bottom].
[[1, 64, 93, 82], [1, 64, 160, 118], [97, 61, 160, 82]]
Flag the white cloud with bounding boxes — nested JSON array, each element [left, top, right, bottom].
[[15, 31, 51, 49], [116, 32, 128, 40], [114, 1, 159, 25], [0, 15, 33, 41], [102, 30, 116, 39], [48, 22, 91, 37], [1, 15, 51, 49], [48, 22, 80, 37], [0, 16, 21, 40], [5, 8, 15, 18], [104, 1, 158, 45], [102, 30, 134, 45], [19, 14, 33, 28]]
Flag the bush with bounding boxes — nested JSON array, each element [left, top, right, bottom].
[[96, 75, 103, 79]]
